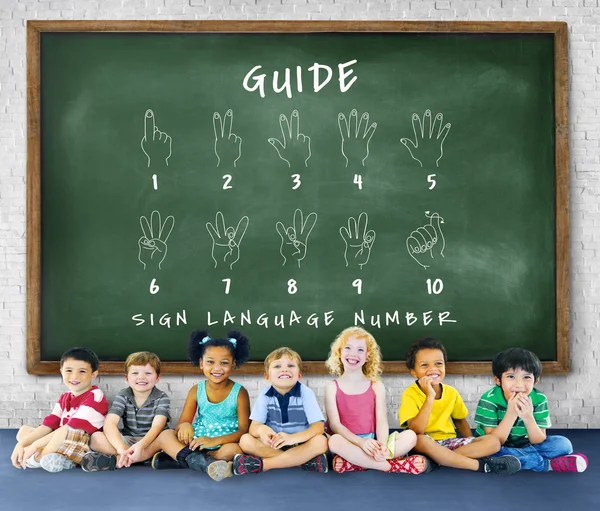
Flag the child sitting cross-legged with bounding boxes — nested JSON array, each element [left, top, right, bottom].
[[474, 347, 588, 473], [150, 329, 251, 481], [80, 351, 170, 472], [400, 337, 521, 475], [233, 347, 329, 475], [325, 327, 434, 474]]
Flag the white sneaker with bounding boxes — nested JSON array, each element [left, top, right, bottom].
[[25, 456, 42, 469], [40, 453, 76, 473]]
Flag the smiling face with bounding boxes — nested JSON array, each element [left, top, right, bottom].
[[266, 355, 301, 394], [60, 358, 97, 396], [410, 348, 446, 387], [126, 363, 160, 394], [341, 336, 368, 373], [200, 346, 234, 385], [495, 367, 537, 402]]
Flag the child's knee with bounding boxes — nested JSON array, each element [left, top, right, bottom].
[[398, 429, 417, 446], [312, 434, 328, 454], [327, 434, 344, 453], [414, 434, 432, 451], [484, 435, 501, 452], [546, 435, 573, 455], [238, 433, 254, 452]]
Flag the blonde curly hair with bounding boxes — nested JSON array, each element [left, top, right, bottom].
[[325, 327, 382, 380]]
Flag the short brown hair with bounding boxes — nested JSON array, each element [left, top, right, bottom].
[[264, 347, 303, 374], [125, 351, 161, 376]]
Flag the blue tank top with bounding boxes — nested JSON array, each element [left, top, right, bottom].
[[192, 381, 241, 443]]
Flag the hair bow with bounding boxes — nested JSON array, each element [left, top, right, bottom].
[[228, 338, 237, 348], [200, 336, 211, 344]]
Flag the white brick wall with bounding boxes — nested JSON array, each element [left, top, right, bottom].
[[1, 0, 599, 429]]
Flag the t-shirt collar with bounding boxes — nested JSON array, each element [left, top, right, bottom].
[[266, 381, 302, 398]]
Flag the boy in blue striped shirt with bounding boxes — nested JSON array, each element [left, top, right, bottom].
[[233, 347, 328, 475], [474, 348, 587, 473]]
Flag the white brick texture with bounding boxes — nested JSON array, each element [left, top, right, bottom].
[[1, 0, 599, 429]]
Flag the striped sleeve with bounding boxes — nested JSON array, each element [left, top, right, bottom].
[[533, 396, 551, 428], [154, 393, 171, 419], [108, 392, 127, 418], [67, 388, 108, 434], [41, 399, 64, 430], [473, 393, 500, 428]]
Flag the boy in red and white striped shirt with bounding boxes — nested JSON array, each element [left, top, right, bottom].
[[10, 347, 108, 472]]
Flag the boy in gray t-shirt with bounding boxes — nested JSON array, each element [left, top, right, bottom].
[[80, 352, 170, 471]]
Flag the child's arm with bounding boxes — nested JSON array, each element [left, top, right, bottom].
[[515, 393, 546, 444], [249, 420, 277, 445], [20, 426, 69, 467], [373, 381, 390, 446], [12, 426, 54, 468], [479, 392, 519, 444], [271, 421, 324, 449], [189, 387, 251, 450], [125, 414, 169, 463], [175, 385, 198, 445], [406, 378, 435, 434], [103, 414, 130, 454], [453, 418, 473, 439]]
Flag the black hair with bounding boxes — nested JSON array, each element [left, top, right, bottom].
[[405, 337, 448, 370], [188, 329, 250, 368], [60, 347, 100, 372], [492, 348, 542, 381]]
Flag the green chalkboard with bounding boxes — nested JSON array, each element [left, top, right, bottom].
[[27, 21, 569, 374]]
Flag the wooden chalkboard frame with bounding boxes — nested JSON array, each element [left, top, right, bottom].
[[26, 20, 569, 375]]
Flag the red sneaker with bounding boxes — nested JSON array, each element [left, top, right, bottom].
[[550, 454, 588, 473]]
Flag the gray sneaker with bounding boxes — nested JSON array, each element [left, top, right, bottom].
[[40, 453, 76, 473], [481, 455, 521, 475]]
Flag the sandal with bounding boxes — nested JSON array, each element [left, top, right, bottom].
[[388, 454, 434, 475], [333, 455, 365, 474]]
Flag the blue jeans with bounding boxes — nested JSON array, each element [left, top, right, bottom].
[[492, 435, 572, 472]]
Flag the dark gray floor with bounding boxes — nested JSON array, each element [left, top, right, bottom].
[[1, 429, 598, 511]]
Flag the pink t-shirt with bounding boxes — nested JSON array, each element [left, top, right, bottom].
[[335, 379, 376, 436]]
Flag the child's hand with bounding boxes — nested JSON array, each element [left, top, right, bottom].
[[270, 432, 295, 450], [189, 436, 210, 451], [359, 437, 380, 458], [116, 448, 132, 469], [259, 427, 276, 447], [515, 393, 534, 420], [418, 376, 436, 399], [10, 443, 25, 469], [177, 423, 195, 445], [373, 443, 390, 462], [20, 443, 40, 469], [506, 392, 520, 415], [124, 442, 145, 464]]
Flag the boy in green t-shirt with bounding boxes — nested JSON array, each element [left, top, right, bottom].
[[474, 348, 588, 473]]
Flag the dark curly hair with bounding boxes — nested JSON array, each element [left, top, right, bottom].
[[405, 337, 448, 370], [188, 329, 250, 368]]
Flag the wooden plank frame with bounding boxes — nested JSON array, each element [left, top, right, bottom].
[[26, 20, 569, 375]]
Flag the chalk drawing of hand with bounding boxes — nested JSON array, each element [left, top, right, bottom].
[[268, 110, 311, 168], [406, 211, 445, 269], [400, 110, 451, 168], [138, 210, 175, 270], [213, 109, 242, 168], [338, 109, 377, 167], [275, 209, 318, 268], [206, 212, 249, 270], [140, 109, 172, 167], [339, 212, 376, 269]]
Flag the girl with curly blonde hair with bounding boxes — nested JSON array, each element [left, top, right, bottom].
[[324, 327, 433, 475]]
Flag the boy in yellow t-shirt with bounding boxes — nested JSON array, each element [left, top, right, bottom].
[[398, 337, 520, 475]]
